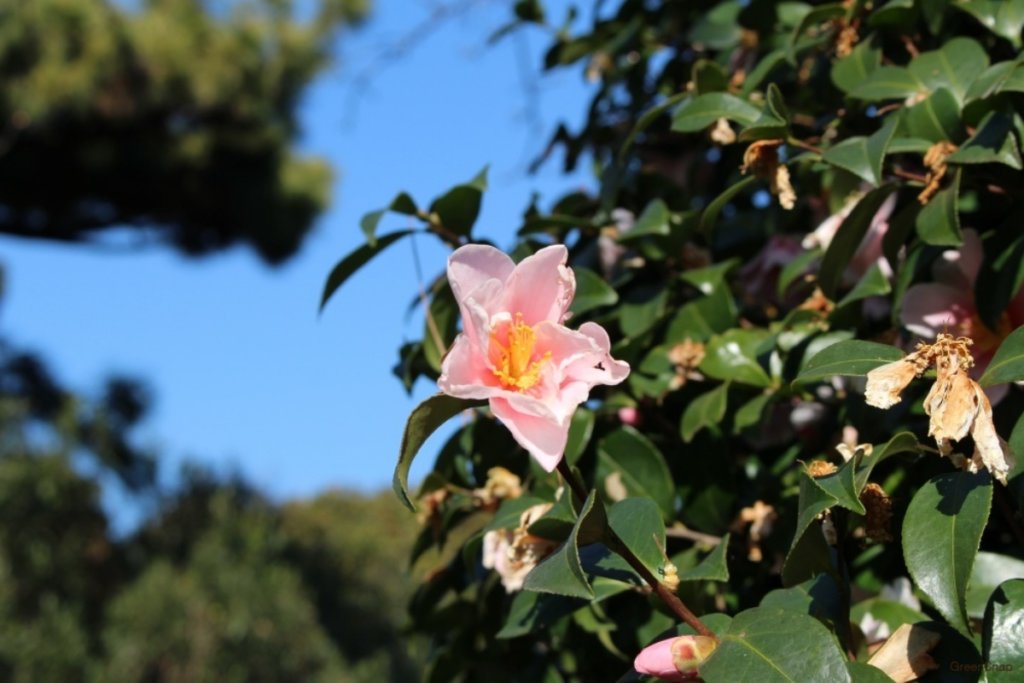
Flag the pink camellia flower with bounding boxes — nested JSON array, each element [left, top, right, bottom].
[[634, 635, 718, 682], [438, 244, 629, 471], [902, 229, 1024, 375], [802, 192, 896, 285]]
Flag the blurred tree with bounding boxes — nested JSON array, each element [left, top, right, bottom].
[[0, 0, 366, 264]]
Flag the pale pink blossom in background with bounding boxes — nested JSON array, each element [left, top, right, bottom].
[[802, 192, 896, 285], [633, 635, 717, 682], [439, 244, 629, 471], [738, 234, 803, 303], [901, 229, 1024, 377]]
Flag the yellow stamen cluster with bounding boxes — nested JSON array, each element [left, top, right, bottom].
[[490, 313, 551, 391]]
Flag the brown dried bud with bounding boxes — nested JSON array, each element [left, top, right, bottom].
[[806, 460, 838, 478], [861, 483, 894, 543]]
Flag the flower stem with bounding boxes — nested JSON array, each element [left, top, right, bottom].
[[555, 460, 717, 640]]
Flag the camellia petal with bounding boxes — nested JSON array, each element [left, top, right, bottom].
[[439, 243, 629, 471], [901, 284, 972, 339]]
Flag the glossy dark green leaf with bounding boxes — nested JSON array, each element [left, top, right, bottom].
[[818, 185, 896, 298], [693, 59, 729, 94], [966, 552, 1024, 618], [700, 608, 851, 683], [570, 267, 618, 317], [688, 1, 742, 50], [680, 382, 729, 442], [680, 259, 738, 293], [620, 92, 690, 161], [777, 248, 820, 297], [903, 470, 993, 635], [620, 286, 668, 338], [497, 591, 584, 639], [835, 262, 891, 310], [954, 0, 1024, 47], [678, 533, 730, 582], [737, 83, 790, 142], [359, 192, 419, 244], [523, 490, 602, 599], [788, 3, 845, 60], [761, 575, 844, 626], [740, 48, 788, 96], [980, 325, 1024, 386], [982, 579, 1024, 679], [808, 458, 865, 514], [850, 66, 924, 100], [794, 339, 904, 384], [429, 166, 488, 237], [849, 598, 927, 635], [423, 282, 458, 372], [976, 214, 1024, 330], [915, 168, 962, 246], [700, 175, 757, 235], [832, 37, 882, 93], [665, 287, 737, 342], [393, 395, 485, 511], [909, 38, 989, 103], [735, 393, 771, 432], [701, 330, 772, 387], [320, 229, 416, 312], [564, 408, 595, 467], [607, 497, 666, 577], [596, 427, 674, 518], [845, 662, 893, 682], [946, 111, 1023, 168], [902, 87, 962, 142], [887, 137, 935, 154], [671, 93, 761, 133], [854, 432, 920, 491], [622, 199, 670, 239]]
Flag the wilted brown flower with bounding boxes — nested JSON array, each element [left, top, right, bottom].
[[860, 483, 894, 543], [472, 466, 523, 510], [806, 460, 838, 478], [710, 118, 736, 145], [865, 333, 1014, 484], [918, 141, 958, 205], [741, 139, 796, 209]]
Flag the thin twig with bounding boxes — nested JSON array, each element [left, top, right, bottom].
[[410, 232, 446, 354], [555, 460, 717, 640], [665, 526, 723, 546]]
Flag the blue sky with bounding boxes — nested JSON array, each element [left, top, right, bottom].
[[0, 0, 594, 509]]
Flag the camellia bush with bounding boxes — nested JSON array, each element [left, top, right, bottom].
[[324, 1, 1024, 681]]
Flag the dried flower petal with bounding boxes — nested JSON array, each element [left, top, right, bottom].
[[710, 117, 736, 145], [867, 623, 941, 683]]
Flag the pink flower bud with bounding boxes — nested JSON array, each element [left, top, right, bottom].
[[617, 406, 641, 426], [633, 635, 717, 682]]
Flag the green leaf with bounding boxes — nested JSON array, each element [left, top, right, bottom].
[[966, 552, 1024, 618], [620, 286, 668, 338], [835, 262, 892, 310], [824, 115, 897, 187], [678, 533, 731, 582], [564, 409, 595, 467], [359, 192, 419, 244], [623, 199, 671, 239], [980, 325, 1024, 386], [596, 427, 675, 518], [916, 166, 962, 246], [700, 608, 851, 683], [523, 490, 602, 599], [693, 59, 729, 94], [671, 93, 761, 133], [701, 329, 772, 387], [850, 598, 927, 636], [902, 87, 962, 142], [887, 137, 935, 154], [788, 3, 845, 61], [393, 395, 485, 511], [735, 393, 771, 432], [903, 470, 993, 635], [954, 0, 1024, 47], [680, 382, 730, 442], [619, 92, 690, 161], [429, 166, 489, 236], [423, 282, 458, 372], [778, 248, 820, 297], [740, 49, 788, 97], [761, 575, 844, 626], [946, 111, 1023, 169], [908, 38, 990, 103], [808, 458, 866, 514], [983, 579, 1024, 679], [854, 432, 920, 491], [738, 83, 790, 142], [320, 229, 415, 312], [700, 175, 757, 236], [794, 339, 904, 384], [666, 288, 737, 342], [497, 591, 584, 639], [845, 662, 893, 683], [607, 497, 667, 577], [569, 267, 618, 317], [818, 185, 896, 298], [850, 66, 924, 100], [832, 37, 882, 93]]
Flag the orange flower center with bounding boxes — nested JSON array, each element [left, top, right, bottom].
[[489, 313, 551, 391]]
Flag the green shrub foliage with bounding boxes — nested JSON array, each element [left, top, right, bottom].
[[327, 1, 1024, 681]]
